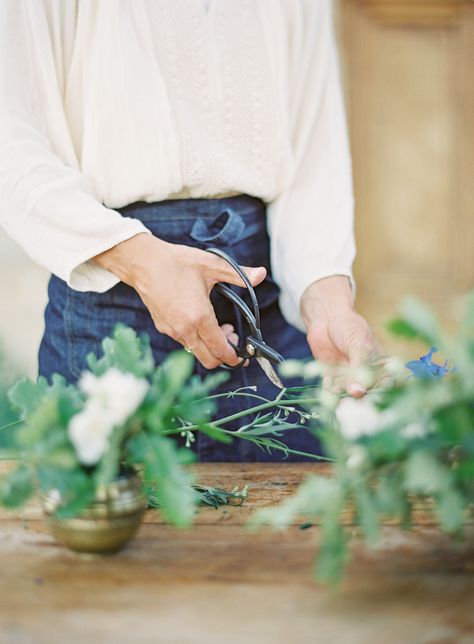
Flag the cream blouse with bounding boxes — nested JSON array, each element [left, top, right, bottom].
[[0, 0, 355, 331]]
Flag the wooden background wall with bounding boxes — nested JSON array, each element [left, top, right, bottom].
[[336, 0, 474, 352]]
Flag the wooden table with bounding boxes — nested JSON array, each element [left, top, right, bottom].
[[1, 463, 473, 644]]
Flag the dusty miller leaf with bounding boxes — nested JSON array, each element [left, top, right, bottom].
[[141, 434, 197, 527], [8, 377, 49, 417], [0, 464, 34, 508], [87, 325, 154, 378]]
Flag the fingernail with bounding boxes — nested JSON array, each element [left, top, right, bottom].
[[348, 382, 366, 395]]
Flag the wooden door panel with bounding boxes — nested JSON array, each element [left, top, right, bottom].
[[336, 0, 474, 352]]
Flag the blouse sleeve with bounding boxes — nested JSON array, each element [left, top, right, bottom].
[[0, 0, 150, 292], [266, 0, 356, 333]]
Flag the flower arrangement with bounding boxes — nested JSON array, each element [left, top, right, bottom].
[[0, 325, 320, 535], [251, 294, 474, 583], [0, 293, 472, 571]]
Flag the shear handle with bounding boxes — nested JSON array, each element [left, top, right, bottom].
[[206, 247, 261, 329], [213, 283, 261, 340]]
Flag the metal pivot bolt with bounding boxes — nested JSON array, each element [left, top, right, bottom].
[[246, 343, 256, 357]]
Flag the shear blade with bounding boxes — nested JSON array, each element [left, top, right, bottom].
[[256, 357, 284, 390]]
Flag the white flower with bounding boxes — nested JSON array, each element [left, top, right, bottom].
[[346, 445, 368, 470], [78, 368, 149, 427], [279, 360, 304, 378], [400, 422, 427, 440], [320, 387, 340, 411], [383, 357, 406, 377], [68, 368, 149, 465], [68, 402, 114, 466], [48, 488, 62, 507], [303, 361, 325, 379], [336, 396, 394, 441]]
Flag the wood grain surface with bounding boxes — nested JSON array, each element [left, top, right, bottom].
[[0, 463, 473, 644]]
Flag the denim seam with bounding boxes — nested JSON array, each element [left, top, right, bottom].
[[63, 287, 81, 380]]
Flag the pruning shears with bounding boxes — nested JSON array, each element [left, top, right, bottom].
[[206, 247, 284, 389]]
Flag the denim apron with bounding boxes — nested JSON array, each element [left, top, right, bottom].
[[38, 194, 322, 461]]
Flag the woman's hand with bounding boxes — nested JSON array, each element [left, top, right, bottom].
[[93, 233, 266, 369], [300, 276, 386, 398]]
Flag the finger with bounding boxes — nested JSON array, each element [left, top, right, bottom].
[[228, 332, 239, 345], [322, 374, 345, 395], [178, 334, 221, 371], [207, 256, 266, 288], [371, 353, 397, 390], [346, 382, 367, 398], [221, 327, 248, 367], [220, 324, 239, 346], [220, 323, 235, 337], [347, 347, 391, 396], [345, 338, 387, 397], [198, 308, 241, 367]]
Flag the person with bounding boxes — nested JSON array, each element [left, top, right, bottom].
[[0, 0, 383, 461]]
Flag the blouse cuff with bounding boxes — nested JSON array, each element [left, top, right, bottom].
[[66, 224, 151, 292], [280, 268, 356, 334]]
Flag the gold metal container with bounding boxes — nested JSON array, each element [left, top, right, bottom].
[[42, 469, 147, 554]]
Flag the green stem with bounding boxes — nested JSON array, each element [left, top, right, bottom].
[[198, 391, 273, 405], [0, 451, 24, 460], [166, 397, 320, 435], [232, 437, 332, 462], [166, 396, 331, 461], [0, 418, 24, 432]]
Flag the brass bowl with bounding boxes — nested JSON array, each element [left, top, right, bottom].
[[42, 469, 147, 554]]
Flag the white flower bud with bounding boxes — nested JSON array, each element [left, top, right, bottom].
[[335, 396, 383, 440], [68, 368, 149, 465], [346, 445, 368, 470]]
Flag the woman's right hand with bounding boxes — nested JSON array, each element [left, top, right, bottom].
[[93, 232, 267, 369]]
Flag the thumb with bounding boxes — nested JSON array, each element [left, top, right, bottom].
[[209, 256, 267, 288], [240, 265, 267, 287], [345, 343, 370, 398]]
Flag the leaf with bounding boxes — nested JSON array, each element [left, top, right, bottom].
[[0, 464, 34, 508], [36, 465, 96, 518], [190, 371, 229, 397], [16, 396, 60, 447], [316, 522, 350, 585], [461, 291, 474, 338], [53, 476, 96, 519], [399, 297, 440, 345], [198, 424, 233, 444], [375, 472, 406, 517], [142, 434, 197, 527], [386, 318, 420, 340], [436, 489, 465, 533], [146, 484, 248, 510], [354, 486, 379, 544], [146, 351, 195, 431], [8, 377, 49, 417], [161, 351, 194, 396], [50, 374, 83, 423], [403, 451, 451, 495], [250, 475, 341, 529], [94, 423, 128, 487], [87, 325, 155, 378]]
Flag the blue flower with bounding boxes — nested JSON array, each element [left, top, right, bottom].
[[405, 347, 453, 380]]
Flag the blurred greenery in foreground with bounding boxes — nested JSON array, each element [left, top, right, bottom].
[[0, 346, 20, 449]]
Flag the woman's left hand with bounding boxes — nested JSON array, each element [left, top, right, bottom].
[[300, 276, 386, 398]]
